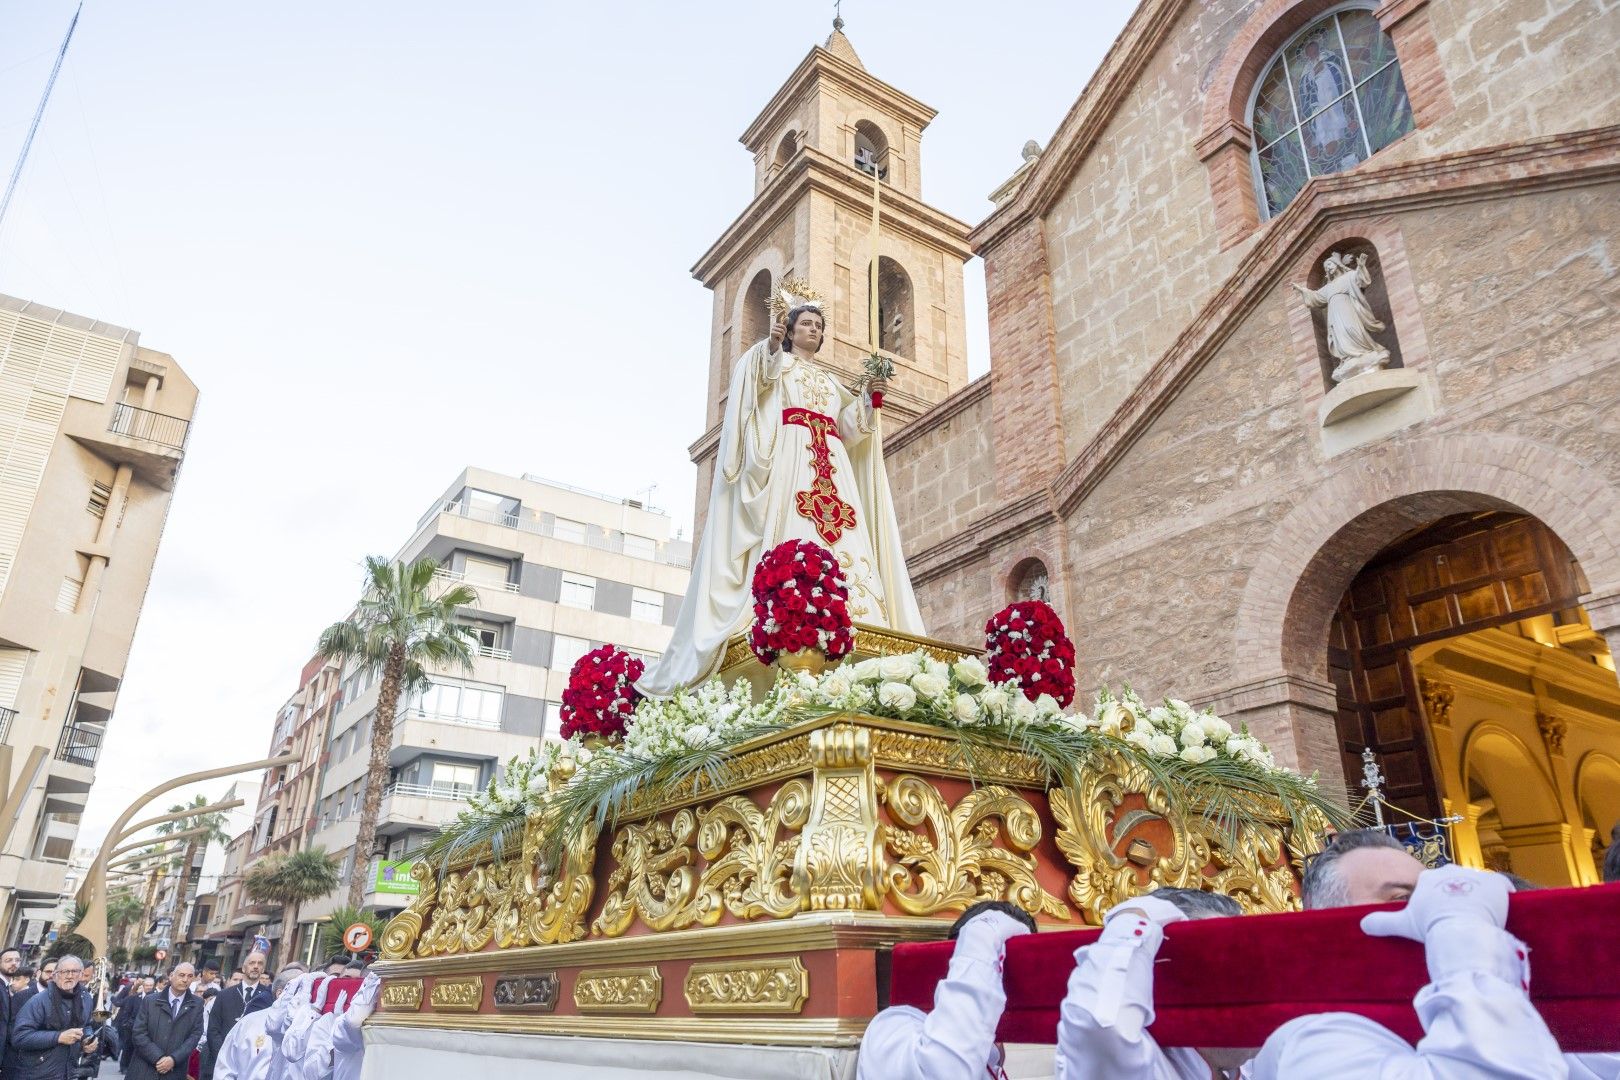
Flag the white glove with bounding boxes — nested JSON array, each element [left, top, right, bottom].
[[1360, 866, 1513, 942], [265, 972, 322, 1038], [953, 909, 1033, 965], [1103, 894, 1188, 929], [344, 972, 381, 1027]]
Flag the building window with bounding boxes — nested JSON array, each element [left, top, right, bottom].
[[741, 269, 773, 349], [622, 534, 657, 561], [551, 634, 591, 675], [552, 517, 586, 544], [1249, 6, 1413, 218], [631, 588, 664, 624], [462, 554, 512, 588], [559, 573, 596, 610], [86, 480, 112, 519], [429, 761, 480, 799], [413, 677, 504, 729]]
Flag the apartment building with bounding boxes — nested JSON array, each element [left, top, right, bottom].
[[0, 294, 198, 946], [203, 655, 341, 965], [295, 468, 690, 934]]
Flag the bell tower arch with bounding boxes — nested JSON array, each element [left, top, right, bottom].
[[688, 20, 972, 538]]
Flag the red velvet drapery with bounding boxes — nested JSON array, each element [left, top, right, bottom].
[[888, 883, 1620, 1051]]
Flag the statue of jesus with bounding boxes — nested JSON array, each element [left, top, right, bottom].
[[636, 292, 926, 697]]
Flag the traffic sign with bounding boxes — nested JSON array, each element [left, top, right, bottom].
[[342, 923, 372, 953], [154, 948, 168, 963]]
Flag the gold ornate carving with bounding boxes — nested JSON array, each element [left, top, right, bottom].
[[574, 966, 663, 1014], [593, 810, 703, 936], [618, 734, 813, 820], [429, 977, 483, 1012], [594, 780, 811, 937], [531, 819, 599, 945], [1420, 678, 1456, 728], [881, 776, 1069, 919], [1049, 750, 1316, 920], [378, 979, 423, 1012], [493, 972, 559, 1012], [793, 724, 884, 911], [379, 861, 438, 959], [685, 956, 809, 1014], [868, 728, 1048, 786]]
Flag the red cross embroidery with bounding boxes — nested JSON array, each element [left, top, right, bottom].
[[782, 407, 857, 546]]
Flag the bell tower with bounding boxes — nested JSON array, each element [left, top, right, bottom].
[[688, 20, 972, 535]]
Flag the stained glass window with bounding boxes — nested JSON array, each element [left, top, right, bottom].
[[1249, 7, 1414, 219]]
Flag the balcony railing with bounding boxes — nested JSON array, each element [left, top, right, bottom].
[[431, 567, 520, 594], [383, 781, 474, 802], [398, 707, 500, 731], [56, 724, 104, 768], [0, 706, 13, 742], [475, 645, 513, 661], [426, 499, 692, 569], [109, 402, 189, 450]]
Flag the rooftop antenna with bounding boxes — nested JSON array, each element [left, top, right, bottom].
[[0, 3, 83, 249]]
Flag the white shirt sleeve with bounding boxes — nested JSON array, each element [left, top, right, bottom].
[[1252, 921, 1568, 1079], [855, 913, 1022, 1080], [1053, 913, 1186, 1079]]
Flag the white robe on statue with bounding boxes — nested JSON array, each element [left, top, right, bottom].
[[638, 339, 925, 697]]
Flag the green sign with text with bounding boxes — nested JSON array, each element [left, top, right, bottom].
[[374, 859, 419, 896]]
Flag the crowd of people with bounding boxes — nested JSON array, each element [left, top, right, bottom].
[[0, 951, 375, 1080], [861, 827, 1620, 1079]]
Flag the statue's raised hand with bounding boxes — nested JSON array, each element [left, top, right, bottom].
[[769, 318, 786, 354]]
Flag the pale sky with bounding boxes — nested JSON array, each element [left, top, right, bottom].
[[0, 1, 1135, 849]]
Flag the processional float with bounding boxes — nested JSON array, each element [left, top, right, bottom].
[[363, 278, 1367, 1068]]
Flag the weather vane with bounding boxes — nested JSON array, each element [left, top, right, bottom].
[[834, 0, 844, 31]]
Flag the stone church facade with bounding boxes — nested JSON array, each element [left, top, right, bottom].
[[695, 2, 1620, 886]]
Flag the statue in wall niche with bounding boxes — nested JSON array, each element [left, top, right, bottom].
[[1293, 251, 1391, 383]]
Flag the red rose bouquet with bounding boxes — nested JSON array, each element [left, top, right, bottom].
[[983, 600, 1077, 707], [748, 540, 855, 665], [558, 645, 644, 742]]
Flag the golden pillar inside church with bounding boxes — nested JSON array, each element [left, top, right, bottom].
[[1328, 512, 1620, 885]]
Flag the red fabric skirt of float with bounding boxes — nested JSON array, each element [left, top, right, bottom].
[[888, 883, 1620, 1052]]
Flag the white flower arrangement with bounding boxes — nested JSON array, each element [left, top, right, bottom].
[[454, 653, 1294, 832]]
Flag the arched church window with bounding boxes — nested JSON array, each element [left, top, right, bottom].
[[853, 120, 889, 180], [873, 257, 912, 357], [741, 269, 772, 348], [1012, 559, 1049, 603], [1249, 6, 1414, 219]]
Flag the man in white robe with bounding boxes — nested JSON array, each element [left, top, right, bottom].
[[1253, 864, 1568, 1078], [212, 965, 307, 1080], [638, 302, 924, 696], [328, 973, 378, 1080], [1300, 828, 1619, 1079], [857, 901, 1036, 1080], [1054, 887, 1250, 1079]]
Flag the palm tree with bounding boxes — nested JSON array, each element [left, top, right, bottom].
[[243, 847, 342, 963], [107, 890, 143, 951], [156, 794, 231, 930], [318, 555, 477, 909], [45, 902, 95, 962], [317, 905, 386, 962]]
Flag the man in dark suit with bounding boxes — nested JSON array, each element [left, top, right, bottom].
[[0, 946, 20, 1080], [126, 964, 203, 1080], [113, 975, 155, 1073], [200, 952, 267, 1080]]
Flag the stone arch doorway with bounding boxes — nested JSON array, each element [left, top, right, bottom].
[[1327, 509, 1618, 885]]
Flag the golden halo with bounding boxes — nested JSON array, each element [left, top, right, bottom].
[[768, 277, 824, 322]]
